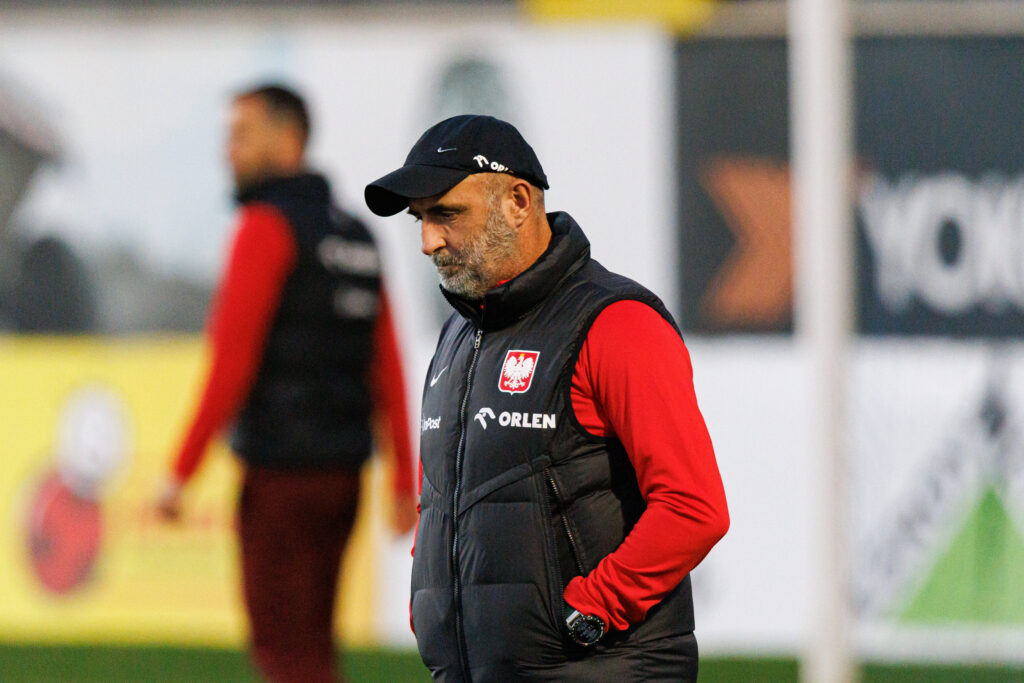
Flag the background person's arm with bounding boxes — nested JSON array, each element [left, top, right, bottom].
[[157, 204, 296, 518], [369, 287, 418, 534], [563, 300, 730, 631]]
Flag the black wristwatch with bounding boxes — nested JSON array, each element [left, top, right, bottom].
[[564, 605, 605, 646]]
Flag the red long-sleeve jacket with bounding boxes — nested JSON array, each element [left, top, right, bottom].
[[563, 299, 729, 630]]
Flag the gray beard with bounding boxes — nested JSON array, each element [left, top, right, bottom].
[[433, 202, 518, 300]]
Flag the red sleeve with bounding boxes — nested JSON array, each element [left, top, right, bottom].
[[562, 300, 729, 631], [171, 204, 297, 482], [370, 288, 415, 496]]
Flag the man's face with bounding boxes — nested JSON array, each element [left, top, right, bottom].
[[409, 175, 519, 300], [226, 97, 281, 191]]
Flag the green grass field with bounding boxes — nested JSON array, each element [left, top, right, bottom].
[[1, 646, 1023, 682]]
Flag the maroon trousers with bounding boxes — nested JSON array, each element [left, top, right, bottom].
[[238, 465, 362, 683]]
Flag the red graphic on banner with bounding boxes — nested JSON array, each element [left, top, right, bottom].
[[27, 471, 102, 594]]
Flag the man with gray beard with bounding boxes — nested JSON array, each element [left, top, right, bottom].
[[365, 115, 728, 682], [429, 175, 522, 299]]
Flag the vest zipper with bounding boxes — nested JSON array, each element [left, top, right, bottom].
[[452, 327, 483, 680], [545, 468, 585, 576]]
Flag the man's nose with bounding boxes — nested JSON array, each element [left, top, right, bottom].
[[421, 222, 446, 256]]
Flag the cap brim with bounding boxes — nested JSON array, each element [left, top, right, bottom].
[[364, 165, 471, 217]]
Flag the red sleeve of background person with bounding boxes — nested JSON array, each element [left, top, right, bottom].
[[369, 290, 416, 496], [171, 205, 414, 496], [172, 204, 297, 483], [562, 300, 730, 631]]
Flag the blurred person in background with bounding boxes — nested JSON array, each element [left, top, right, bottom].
[[365, 115, 729, 682], [156, 84, 416, 683]]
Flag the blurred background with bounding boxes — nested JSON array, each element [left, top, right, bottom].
[[1, 0, 1023, 681]]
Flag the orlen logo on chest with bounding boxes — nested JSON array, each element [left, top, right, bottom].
[[499, 350, 539, 394], [474, 407, 556, 430]]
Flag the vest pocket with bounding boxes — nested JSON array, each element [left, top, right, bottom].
[[410, 587, 460, 676], [543, 466, 586, 583]]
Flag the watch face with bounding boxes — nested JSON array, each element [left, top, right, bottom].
[[568, 613, 605, 646], [575, 616, 603, 644]]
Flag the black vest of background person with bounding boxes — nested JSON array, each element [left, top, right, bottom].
[[413, 213, 697, 682], [231, 173, 382, 470]]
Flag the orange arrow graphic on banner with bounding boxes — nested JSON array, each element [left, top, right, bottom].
[[699, 158, 793, 328]]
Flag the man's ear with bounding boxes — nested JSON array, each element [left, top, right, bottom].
[[509, 179, 532, 227]]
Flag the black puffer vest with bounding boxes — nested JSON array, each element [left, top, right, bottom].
[[413, 212, 697, 682], [231, 173, 382, 470]]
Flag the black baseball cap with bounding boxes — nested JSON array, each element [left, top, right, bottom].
[[364, 114, 549, 217]]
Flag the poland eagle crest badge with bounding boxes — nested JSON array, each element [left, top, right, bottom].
[[499, 350, 540, 394]]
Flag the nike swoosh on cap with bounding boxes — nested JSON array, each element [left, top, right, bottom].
[[437, 147, 457, 153]]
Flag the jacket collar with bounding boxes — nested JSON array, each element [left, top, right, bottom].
[[442, 211, 591, 331], [235, 171, 331, 206]]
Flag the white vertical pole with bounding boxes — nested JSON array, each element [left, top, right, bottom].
[[788, 0, 856, 681]]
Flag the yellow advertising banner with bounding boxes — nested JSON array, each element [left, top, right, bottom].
[[0, 337, 381, 647], [524, 0, 717, 31]]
